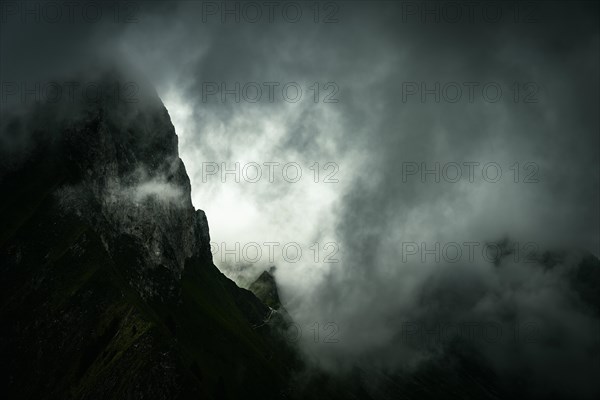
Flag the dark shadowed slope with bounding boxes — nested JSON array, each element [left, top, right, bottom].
[[0, 68, 299, 400]]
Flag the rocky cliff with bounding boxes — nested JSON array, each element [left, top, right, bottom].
[[0, 68, 298, 399]]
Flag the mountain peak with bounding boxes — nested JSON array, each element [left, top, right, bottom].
[[249, 267, 282, 310], [1, 67, 210, 301]]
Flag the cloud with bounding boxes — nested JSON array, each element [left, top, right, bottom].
[[2, 1, 599, 397]]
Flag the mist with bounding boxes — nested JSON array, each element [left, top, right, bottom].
[[1, 1, 599, 397]]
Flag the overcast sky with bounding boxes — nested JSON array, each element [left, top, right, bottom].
[[1, 1, 599, 397]]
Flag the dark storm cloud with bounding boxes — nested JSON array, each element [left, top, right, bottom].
[[2, 1, 599, 398]]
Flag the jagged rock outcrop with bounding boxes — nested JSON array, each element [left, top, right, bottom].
[[249, 267, 281, 309], [248, 267, 295, 335]]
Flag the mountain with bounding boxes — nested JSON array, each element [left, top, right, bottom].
[[0, 68, 299, 400], [2, 67, 598, 400]]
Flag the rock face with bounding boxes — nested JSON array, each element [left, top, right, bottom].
[[34, 70, 210, 301], [249, 267, 282, 309], [0, 69, 299, 399]]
